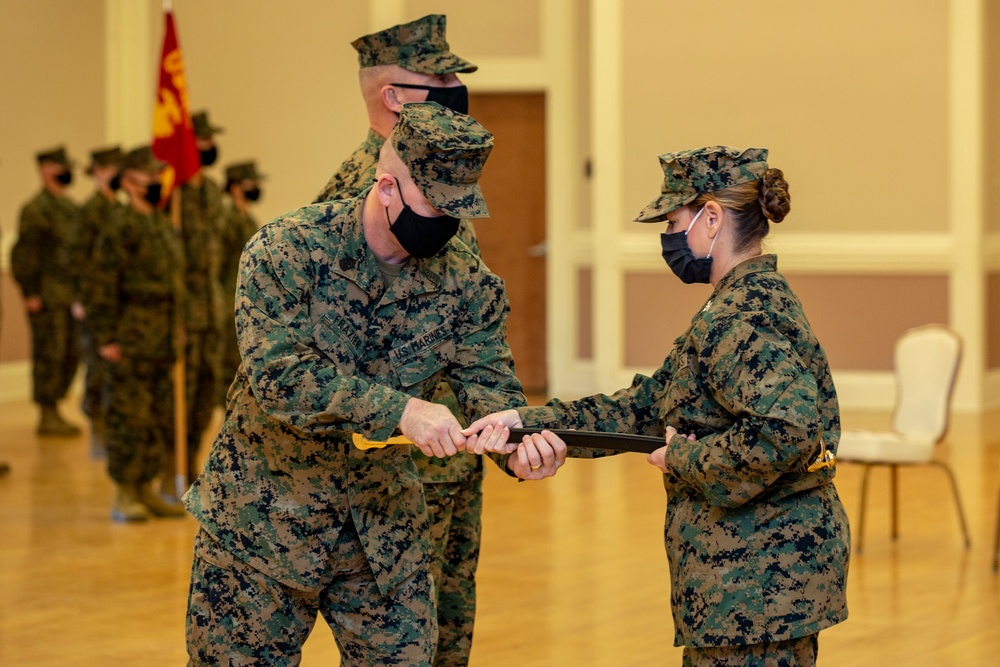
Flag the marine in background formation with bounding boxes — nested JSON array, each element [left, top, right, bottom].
[[86, 146, 186, 522], [11, 146, 83, 436]]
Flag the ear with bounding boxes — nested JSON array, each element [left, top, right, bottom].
[[381, 85, 402, 113], [374, 174, 395, 208], [704, 201, 725, 238]]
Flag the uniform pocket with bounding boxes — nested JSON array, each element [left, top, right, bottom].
[[311, 310, 361, 376], [389, 325, 454, 389]]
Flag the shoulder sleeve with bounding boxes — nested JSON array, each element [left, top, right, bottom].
[[662, 316, 824, 507]]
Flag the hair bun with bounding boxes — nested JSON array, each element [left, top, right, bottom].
[[759, 168, 791, 223]]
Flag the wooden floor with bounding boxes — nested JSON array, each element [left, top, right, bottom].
[[1, 398, 999, 666]]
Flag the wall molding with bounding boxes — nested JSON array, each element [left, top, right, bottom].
[[568, 232, 955, 273]]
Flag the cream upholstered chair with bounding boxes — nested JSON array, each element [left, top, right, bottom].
[[836, 324, 970, 553]]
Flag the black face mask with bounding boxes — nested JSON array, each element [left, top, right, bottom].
[[55, 170, 73, 186], [386, 178, 460, 258], [199, 146, 218, 167], [660, 206, 715, 285], [391, 83, 469, 115], [144, 182, 163, 206], [243, 187, 261, 202], [109, 173, 122, 192]]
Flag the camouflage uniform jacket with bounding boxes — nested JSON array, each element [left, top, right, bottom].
[[183, 194, 525, 595], [520, 255, 849, 647], [85, 205, 185, 362], [218, 204, 258, 319], [180, 177, 225, 333], [315, 128, 480, 484], [72, 191, 121, 299], [10, 189, 79, 307]]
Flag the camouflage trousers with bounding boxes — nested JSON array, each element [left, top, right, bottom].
[[682, 634, 818, 667], [27, 305, 79, 405], [166, 328, 220, 480], [105, 358, 174, 486], [78, 318, 109, 421], [424, 471, 484, 667], [187, 526, 437, 666]]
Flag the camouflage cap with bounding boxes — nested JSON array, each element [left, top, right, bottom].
[[389, 102, 492, 218], [191, 110, 224, 139], [120, 145, 167, 174], [634, 146, 769, 223], [87, 145, 124, 173], [225, 160, 265, 182], [36, 146, 73, 168], [352, 14, 477, 75]]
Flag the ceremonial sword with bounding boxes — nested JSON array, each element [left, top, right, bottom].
[[352, 427, 665, 454]]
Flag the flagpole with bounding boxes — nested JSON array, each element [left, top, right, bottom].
[[171, 188, 188, 499]]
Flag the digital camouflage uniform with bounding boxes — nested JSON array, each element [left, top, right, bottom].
[[216, 196, 259, 406], [312, 15, 484, 667], [521, 148, 849, 664], [11, 183, 81, 409], [86, 201, 184, 491], [184, 103, 524, 666], [316, 121, 484, 667], [73, 146, 124, 428], [177, 175, 225, 479]]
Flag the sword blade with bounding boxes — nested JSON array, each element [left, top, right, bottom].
[[507, 428, 663, 454]]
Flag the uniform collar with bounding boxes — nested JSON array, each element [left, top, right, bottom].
[[328, 189, 444, 303], [712, 254, 777, 295]]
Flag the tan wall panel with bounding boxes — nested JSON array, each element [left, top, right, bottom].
[[786, 273, 949, 371], [168, 0, 369, 223], [986, 1, 1000, 233], [406, 0, 542, 58], [0, 0, 106, 269], [620, 0, 948, 236], [1, 271, 30, 363], [623, 270, 948, 372], [623, 273, 713, 367], [987, 273, 1000, 369]]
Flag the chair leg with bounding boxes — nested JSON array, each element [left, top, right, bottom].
[[931, 461, 971, 549], [890, 464, 899, 541], [857, 464, 872, 554], [993, 489, 1000, 573]]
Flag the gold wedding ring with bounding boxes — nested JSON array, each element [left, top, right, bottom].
[[530, 463, 542, 471]]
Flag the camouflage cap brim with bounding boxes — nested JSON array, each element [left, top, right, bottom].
[[424, 179, 489, 219], [633, 192, 698, 223], [400, 52, 478, 75]]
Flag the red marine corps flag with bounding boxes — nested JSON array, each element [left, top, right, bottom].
[[151, 1, 199, 200], [152, 1, 195, 498]]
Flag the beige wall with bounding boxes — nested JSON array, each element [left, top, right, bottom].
[[165, 0, 369, 224], [0, 0, 106, 364], [620, 0, 949, 235]]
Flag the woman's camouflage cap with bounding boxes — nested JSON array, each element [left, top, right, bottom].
[[352, 14, 477, 75], [389, 102, 492, 219], [634, 146, 769, 222]]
